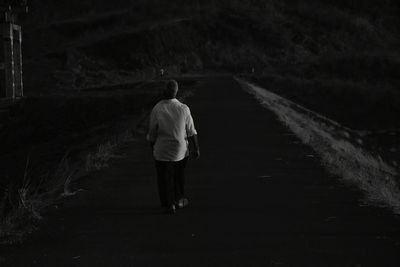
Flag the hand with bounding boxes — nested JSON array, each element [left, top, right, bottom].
[[192, 150, 200, 160]]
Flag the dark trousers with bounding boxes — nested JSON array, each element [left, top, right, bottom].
[[155, 157, 188, 207]]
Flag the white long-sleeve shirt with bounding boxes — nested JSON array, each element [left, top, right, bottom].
[[147, 98, 197, 162]]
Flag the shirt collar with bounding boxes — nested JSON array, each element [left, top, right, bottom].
[[162, 98, 178, 103]]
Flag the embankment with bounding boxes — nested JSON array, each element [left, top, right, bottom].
[[236, 78, 400, 214]]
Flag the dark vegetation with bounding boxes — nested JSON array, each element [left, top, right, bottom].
[[0, 81, 164, 243], [1, 0, 400, 242], [21, 0, 400, 130]]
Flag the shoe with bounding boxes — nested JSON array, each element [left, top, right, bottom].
[[168, 204, 176, 214], [177, 198, 189, 209]]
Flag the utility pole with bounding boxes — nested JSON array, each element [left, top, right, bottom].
[[0, 0, 28, 99]]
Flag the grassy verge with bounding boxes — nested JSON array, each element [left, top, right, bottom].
[[243, 69, 400, 171], [0, 155, 78, 243], [0, 106, 148, 244], [237, 78, 400, 214]]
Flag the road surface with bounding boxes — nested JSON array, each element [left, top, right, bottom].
[[2, 76, 400, 266]]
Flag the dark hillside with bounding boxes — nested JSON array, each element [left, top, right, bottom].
[[21, 0, 400, 129]]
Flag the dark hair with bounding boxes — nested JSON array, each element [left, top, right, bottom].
[[164, 80, 179, 98]]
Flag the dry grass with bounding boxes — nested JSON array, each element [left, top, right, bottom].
[[237, 78, 400, 214], [0, 154, 78, 244], [85, 140, 119, 171], [0, 130, 133, 244], [0, 135, 126, 244], [0, 86, 160, 244]]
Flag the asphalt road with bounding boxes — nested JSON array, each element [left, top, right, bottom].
[[2, 76, 400, 266]]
